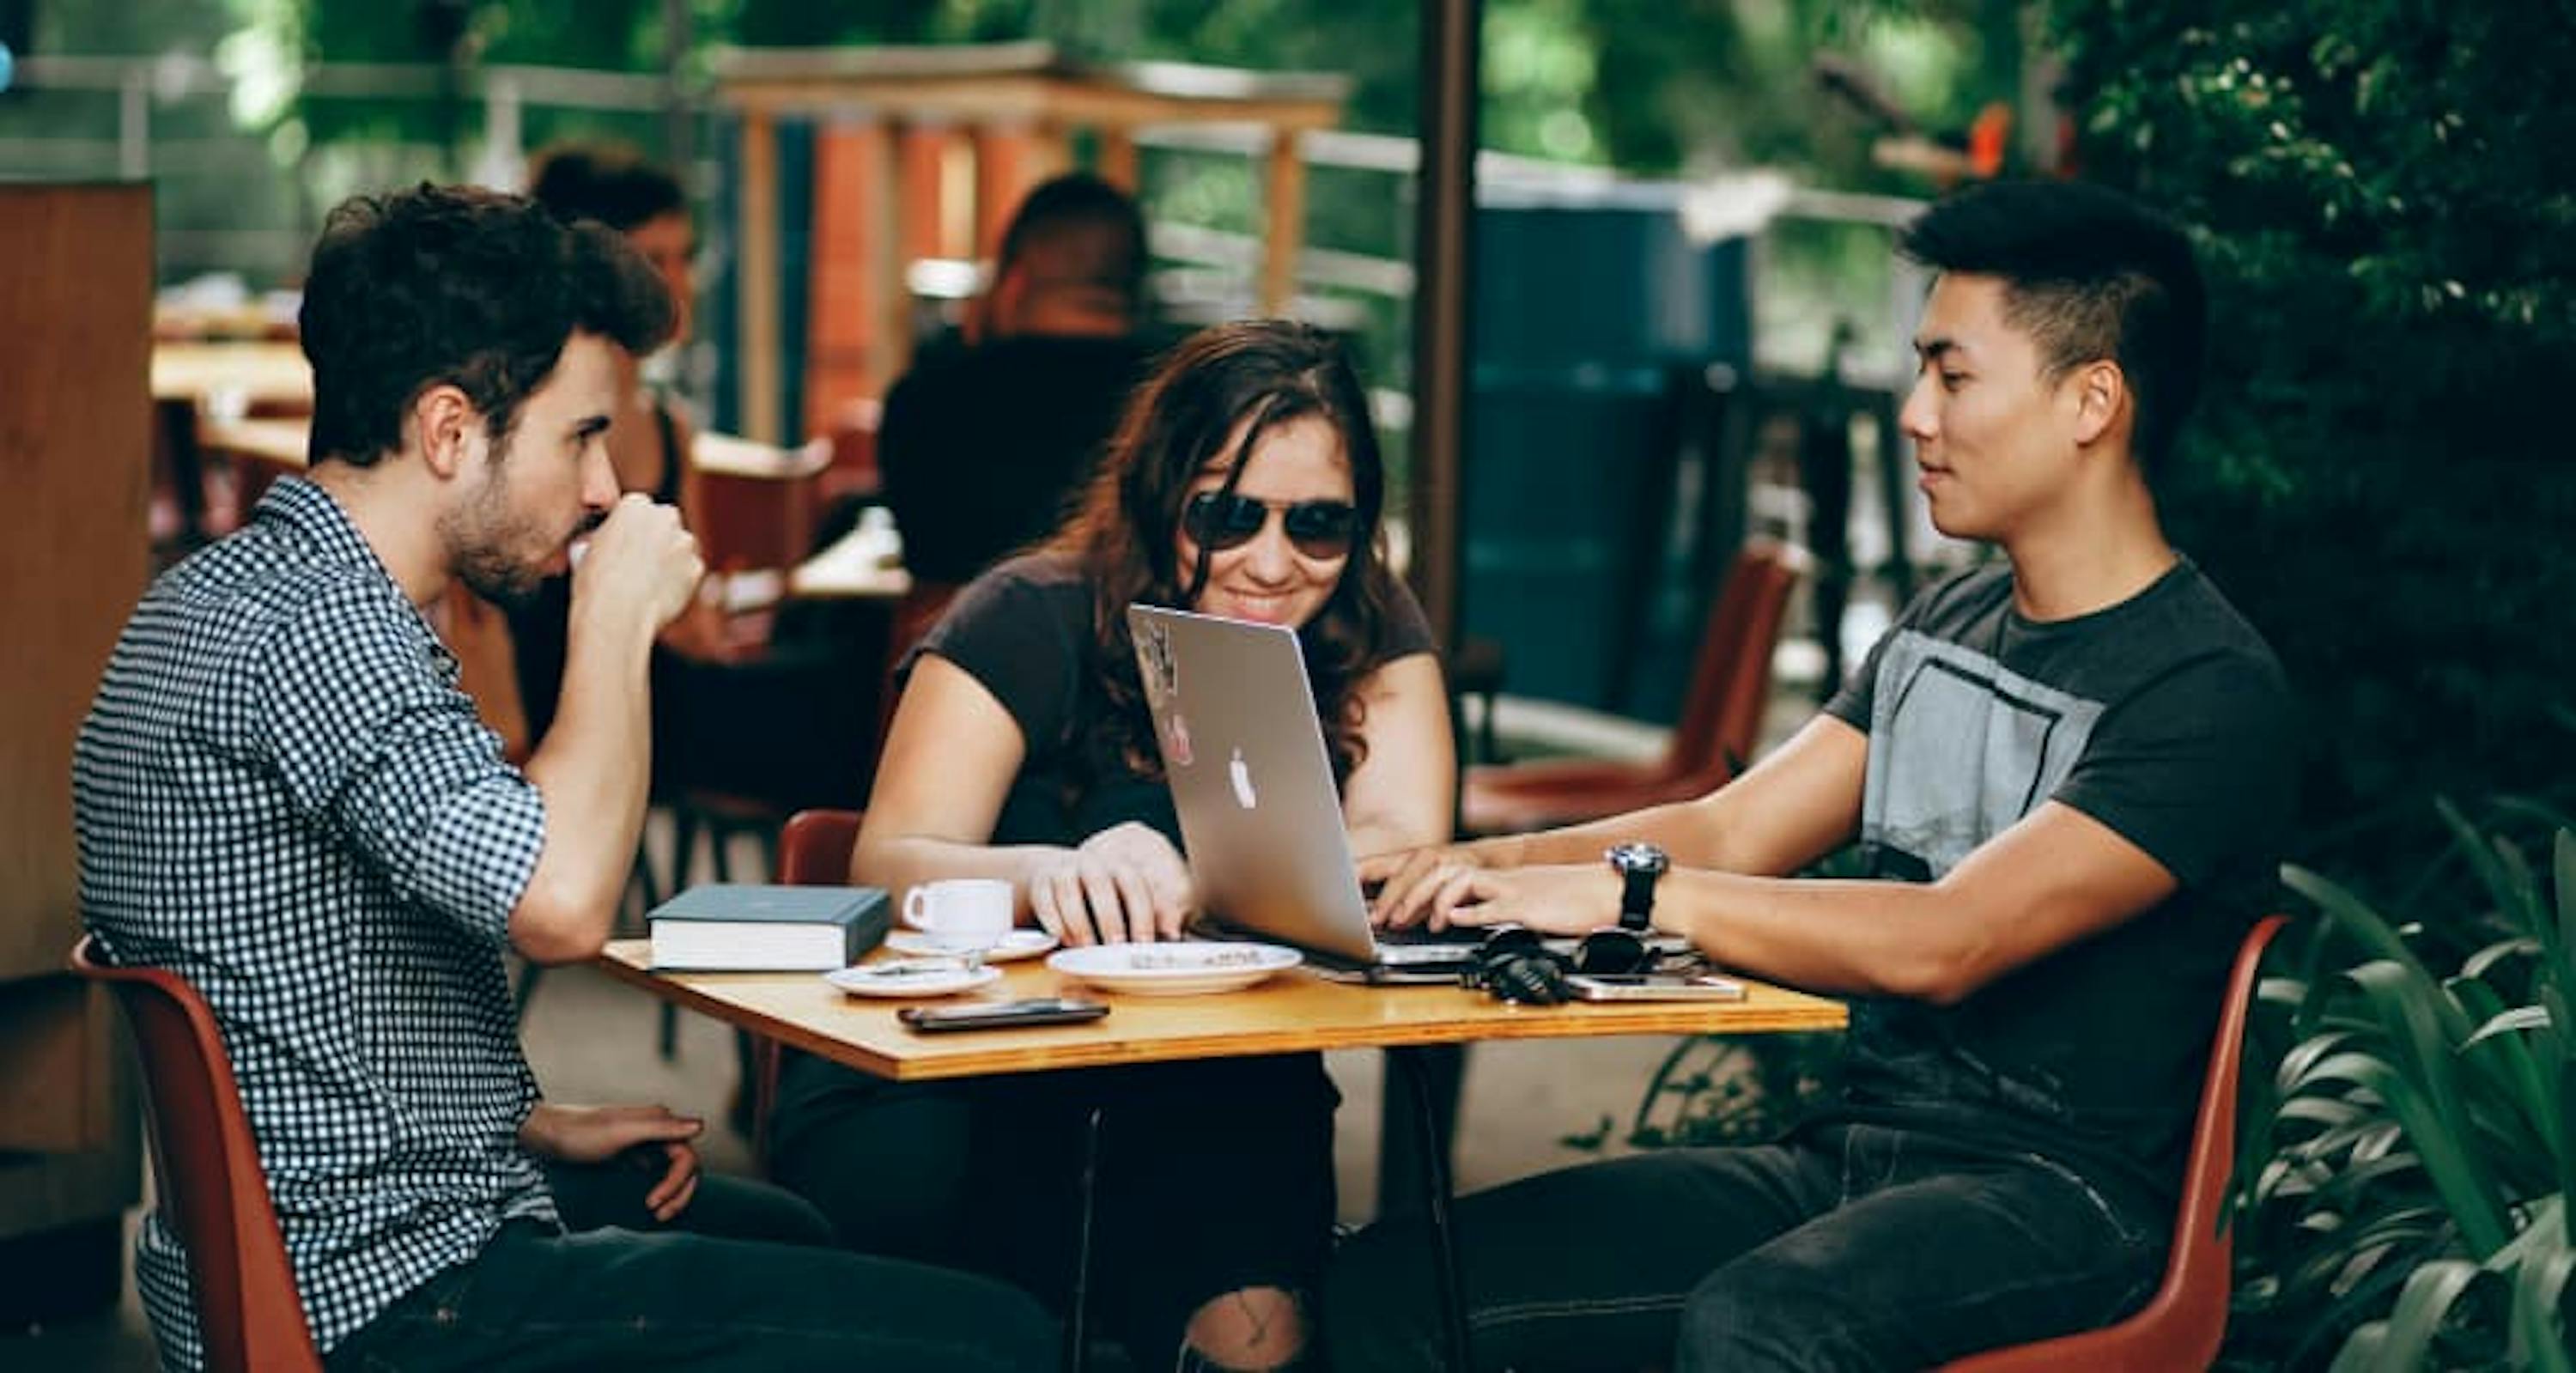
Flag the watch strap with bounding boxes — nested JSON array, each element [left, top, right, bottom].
[[1618, 867, 1656, 931]]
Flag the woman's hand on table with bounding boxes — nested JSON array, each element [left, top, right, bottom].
[[1028, 822, 1199, 946]]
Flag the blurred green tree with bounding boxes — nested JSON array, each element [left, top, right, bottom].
[[2050, 0, 2576, 896]]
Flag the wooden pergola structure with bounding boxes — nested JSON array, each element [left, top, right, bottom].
[[711, 40, 1352, 443]]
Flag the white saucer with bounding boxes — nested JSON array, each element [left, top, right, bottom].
[[884, 928, 1059, 962], [1045, 942, 1302, 996], [824, 960, 1004, 999]]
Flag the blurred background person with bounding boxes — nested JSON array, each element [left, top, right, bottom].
[[878, 171, 1159, 590]]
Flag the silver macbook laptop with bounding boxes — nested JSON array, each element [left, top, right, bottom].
[[1126, 604, 1481, 971]]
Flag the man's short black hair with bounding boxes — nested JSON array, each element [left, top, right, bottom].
[[994, 171, 1148, 308], [299, 183, 674, 466], [526, 142, 687, 234], [1899, 179, 2206, 472]]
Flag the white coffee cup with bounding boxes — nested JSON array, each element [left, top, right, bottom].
[[902, 878, 1014, 952]]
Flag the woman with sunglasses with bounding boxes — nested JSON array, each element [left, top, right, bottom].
[[765, 320, 1454, 1370]]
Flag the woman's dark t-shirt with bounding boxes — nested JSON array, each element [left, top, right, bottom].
[[909, 550, 1438, 851]]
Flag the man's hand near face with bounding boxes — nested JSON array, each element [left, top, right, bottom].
[[572, 493, 702, 635]]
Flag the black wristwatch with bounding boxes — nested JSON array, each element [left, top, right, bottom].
[[1606, 842, 1669, 932]]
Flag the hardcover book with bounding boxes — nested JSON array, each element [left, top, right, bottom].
[[648, 884, 891, 971]]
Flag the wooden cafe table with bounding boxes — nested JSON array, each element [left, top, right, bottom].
[[150, 339, 314, 411], [596, 939, 1847, 1370], [149, 341, 316, 541]]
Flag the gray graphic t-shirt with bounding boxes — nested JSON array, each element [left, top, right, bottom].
[[1818, 557, 2294, 1216]]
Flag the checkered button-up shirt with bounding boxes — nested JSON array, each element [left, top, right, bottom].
[[74, 478, 559, 1369]]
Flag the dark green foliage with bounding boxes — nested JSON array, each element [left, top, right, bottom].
[[2227, 809, 2573, 1370], [2045, 0, 2576, 893]]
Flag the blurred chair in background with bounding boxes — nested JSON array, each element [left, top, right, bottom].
[[1461, 539, 1807, 835]]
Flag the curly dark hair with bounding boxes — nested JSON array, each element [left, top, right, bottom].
[[526, 142, 688, 234], [1050, 319, 1405, 787], [298, 182, 673, 467]]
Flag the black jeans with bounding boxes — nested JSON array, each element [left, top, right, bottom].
[[323, 1159, 1054, 1371], [768, 1049, 1341, 1366], [540, 1156, 839, 1247], [1325, 1122, 2165, 1372]]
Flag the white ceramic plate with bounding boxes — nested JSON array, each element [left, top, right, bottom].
[[1045, 942, 1303, 996], [884, 928, 1059, 962], [824, 960, 1004, 999]]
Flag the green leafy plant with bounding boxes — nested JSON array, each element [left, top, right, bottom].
[[1564, 1030, 1839, 1156], [1629, 1030, 1841, 1149], [2230, 810, 2573, 1370], [2047, 0, 2576, 898]]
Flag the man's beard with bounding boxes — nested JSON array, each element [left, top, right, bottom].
[[444, 459, 557, 611], [454, 542, 547, 611]]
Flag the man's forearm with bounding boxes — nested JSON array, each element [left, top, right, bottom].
[[513, 611, 656, 959], [1661, 870, 1963, 1001], [1473, 797, 1721, 870]]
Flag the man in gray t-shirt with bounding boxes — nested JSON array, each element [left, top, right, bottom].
[[1332, 180, 2294, 1372]]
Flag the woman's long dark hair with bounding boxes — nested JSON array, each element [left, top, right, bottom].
[[1051, 319, 1404, 787]]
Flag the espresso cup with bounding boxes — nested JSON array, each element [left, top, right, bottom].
[[902, 878, 1014, 952]]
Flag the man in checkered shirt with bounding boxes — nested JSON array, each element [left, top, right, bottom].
[[75, 184, 1053, 1371]]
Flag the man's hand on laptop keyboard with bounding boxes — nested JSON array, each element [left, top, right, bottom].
[[1425, 866, 1619, 938], [1361, 843, 1493, 931], [1029, 822, 1200, 946]]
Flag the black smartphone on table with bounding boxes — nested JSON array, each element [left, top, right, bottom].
[[897, 998, 1112, 1032]]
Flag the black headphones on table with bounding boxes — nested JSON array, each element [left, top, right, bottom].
[[1461, 924, 1665, 1005]]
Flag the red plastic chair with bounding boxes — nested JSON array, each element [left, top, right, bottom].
[[817, 396, 884, 513], [69, 936, 323, 1373], [1940, 914, 2287, 1372], [1461, 539, 1807, 835], [746, 809, 868, 1167]]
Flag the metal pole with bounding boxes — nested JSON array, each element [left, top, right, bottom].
[[1382, 0, 1483, 1264], [1406, 0, 1480, 648], [1399, 1047, 1475, 1371]]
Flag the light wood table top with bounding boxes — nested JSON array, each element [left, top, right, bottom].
[[692, 430, 833, 481], [196, 415, 310, 469], [151, 341, 313, 408], [786, 521, 913, 600], [597, 939, 1846, 1082]]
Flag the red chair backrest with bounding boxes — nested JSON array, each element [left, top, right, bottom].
[[819, 397, 883, 509], [684, 459, 822, 578], [778, 809, 866, 888], [1664, 539, 1807, 781], [70, 936, 322, 1373], [1940, 913, 2287, 1372]]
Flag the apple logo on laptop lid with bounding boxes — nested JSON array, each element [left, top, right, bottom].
[[1229, 748, 1259, 810]]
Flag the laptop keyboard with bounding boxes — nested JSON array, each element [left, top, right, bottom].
[[1374, 926, 1485, 965]]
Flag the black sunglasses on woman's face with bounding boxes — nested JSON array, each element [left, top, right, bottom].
[[1183, 491, 1358, 560]]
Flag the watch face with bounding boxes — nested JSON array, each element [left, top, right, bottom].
[[1607, 842, 1669, 876]]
